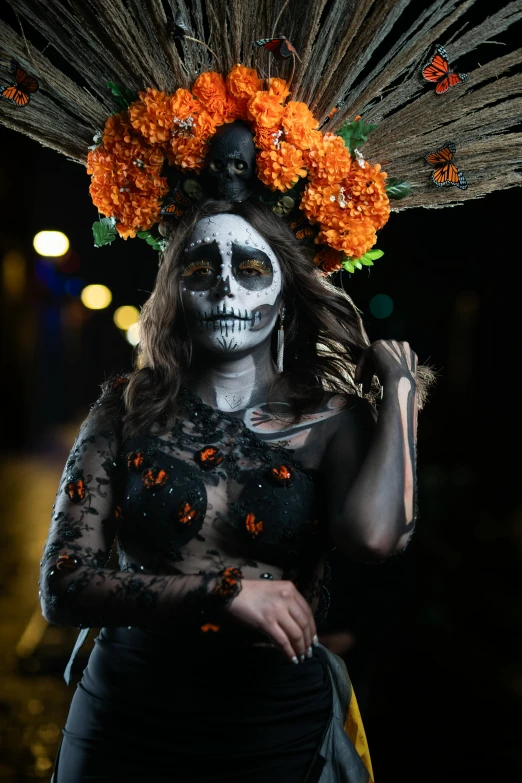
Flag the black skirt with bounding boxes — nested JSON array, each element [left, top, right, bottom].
[[53, 626, 333, 783]]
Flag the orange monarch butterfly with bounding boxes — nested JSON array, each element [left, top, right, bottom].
[[425, 141, 468, 190], [422, 45, 468, 95], [0, 60, 39, 107], [160, 187, 190, 219], [253, 36, 300, 60]]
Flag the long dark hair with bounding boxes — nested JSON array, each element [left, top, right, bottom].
[[104, 200, 430, 438]]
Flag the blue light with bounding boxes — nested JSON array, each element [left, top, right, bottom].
[[369, 294, 394, 319], [65, 277, 85, 297]]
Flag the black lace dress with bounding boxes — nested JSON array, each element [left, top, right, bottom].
[[41, 385, 339, 783]]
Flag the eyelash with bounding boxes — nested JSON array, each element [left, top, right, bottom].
[[181, 260, 214, 277], [238, 259, 271, 276]]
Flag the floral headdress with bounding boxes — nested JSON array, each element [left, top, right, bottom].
[[1, 0, 521, 279], [87, 65, 401, 275]]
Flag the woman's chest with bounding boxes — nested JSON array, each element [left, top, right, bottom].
[[117, 412, 327, 572]]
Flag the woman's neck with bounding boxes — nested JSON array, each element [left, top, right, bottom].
[[186, 340, 278, 412]]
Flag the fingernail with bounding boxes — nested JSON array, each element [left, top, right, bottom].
[[300, 654, 305, 663], [306, 646, 313, 658], [292, 656, 299, 665], [313, 634, 319, 647]]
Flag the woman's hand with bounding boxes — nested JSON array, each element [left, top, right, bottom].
[[355, 339, 417, 394], [224, 579, 318, 664]]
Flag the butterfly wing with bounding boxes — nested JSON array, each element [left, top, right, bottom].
[[435, 71, 467, 94], [425, 142, 456, 166], [422, 45, 449, 83], [0, 85, 31, 106], [279, 38, 299, 59], [431, 162, 468, 190], [253, 37, 284, 54], [13, 65, 39, 94]]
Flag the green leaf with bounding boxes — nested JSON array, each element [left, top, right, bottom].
[[385, 178, 412, 200], [361, 257, 374, 266], [341, 258, 355, 273], [354, 259, 363, 270], [365, 248, 384, 261], [137, 230, 168, 252], [106, 81, 139, 110], [338, 118, 378, 155], [92, 217, 117, 248]]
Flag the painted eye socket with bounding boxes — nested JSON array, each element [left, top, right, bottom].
[[181, 260, 215, 277], [238, 259, 271, 277], [234, 160, 247, 172], [209, 160, 224, 172]]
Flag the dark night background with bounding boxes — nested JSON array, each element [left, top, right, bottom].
[[1, 2, 521, 781]]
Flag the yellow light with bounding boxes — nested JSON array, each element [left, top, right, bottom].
[[33, 230, 70, 257], [114, 305, 140, 330], [126, 322, 140, 346], [81, 284, 112, 310], [2, 250, 26, 301]]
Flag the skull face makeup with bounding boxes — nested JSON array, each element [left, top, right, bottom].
[[180, 214, 282, 357]]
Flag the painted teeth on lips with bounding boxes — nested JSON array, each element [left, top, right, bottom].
[[203, 308, 256, 321]]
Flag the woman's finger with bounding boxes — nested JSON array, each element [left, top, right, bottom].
[[288, 604, 313, 653], [277, 614, 307, 661], [262, 621, 298, 664]]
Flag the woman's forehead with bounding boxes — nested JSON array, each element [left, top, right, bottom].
[[187, 214, 273, 254]]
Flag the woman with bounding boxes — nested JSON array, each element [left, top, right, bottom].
[[40, 198, 425, 782]]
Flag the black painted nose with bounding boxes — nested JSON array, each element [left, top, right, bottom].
[[212, 275, 233, 299]]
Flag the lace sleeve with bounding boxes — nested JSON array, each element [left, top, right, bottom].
[[39, 403, 242, 630]]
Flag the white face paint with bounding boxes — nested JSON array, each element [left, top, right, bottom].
[[180, 214, 282, 356]]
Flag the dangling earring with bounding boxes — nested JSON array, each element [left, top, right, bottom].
[[277, 305, 285, 373]]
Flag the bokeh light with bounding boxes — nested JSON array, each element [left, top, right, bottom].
[[114, 305, 140, 331], [64, 277, 85, 297], [33, 230, 70, 257], [126, 322, 140, 346], [80, 284, 112, 310], [369, 293, 394, 319]]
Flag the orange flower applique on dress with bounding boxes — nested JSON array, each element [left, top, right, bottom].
[[177, 501, 198, 525], [214, 566, 243, 599], [271, 465, 293, 485], [245, 512, 264, 537], [201, 623, 220, 632], [142, 468, 169, 489], [55, 554, 81, 572], [127, 451, 145, 471], [195, 446, 224, 469], [65, 479, 86, 503]]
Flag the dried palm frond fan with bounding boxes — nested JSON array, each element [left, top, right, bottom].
[[1, 0, 521, 273]]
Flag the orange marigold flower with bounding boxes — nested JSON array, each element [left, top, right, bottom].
[[248, 91, 285, 129], [268, 77, 290, 103], [318, 219, 377, 259], [313, 247, 343, 274], [304, 133, 352, 185], [192, 71, 228, 124], [282, 101, 319, 150], [226, 64, 262, 100], [254, 126, 283, 150], [168, 109, 218, 171], [257, 142, 307, 192], [129, 88, 174, 146], [341, 162, 390, 230], [87, 112, 168, 240], [171, 88, 202, 120]]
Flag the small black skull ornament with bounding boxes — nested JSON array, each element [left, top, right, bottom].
[[205, 121, 256, 202]]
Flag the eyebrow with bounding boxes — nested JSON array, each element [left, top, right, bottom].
[[231, 243, 273, 264], [182, 241, 221, 262]]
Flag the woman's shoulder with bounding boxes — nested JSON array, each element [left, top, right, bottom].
[[84, 372, 130, 430]]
